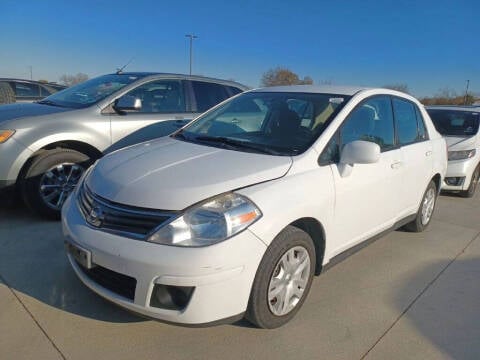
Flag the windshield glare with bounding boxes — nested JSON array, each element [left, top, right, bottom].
[[40, 74, 141, 108], [428, 109, 479, 136], [177, 92, 350, 156]]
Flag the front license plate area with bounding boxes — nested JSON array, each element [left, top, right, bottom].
[[65, 242, 93, 269]]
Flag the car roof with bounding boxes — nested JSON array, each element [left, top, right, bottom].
[[0, 78, 66, 87], [108, 72, 249, 90], [249, 85, 371, 96], [425, 105, 480, 112]]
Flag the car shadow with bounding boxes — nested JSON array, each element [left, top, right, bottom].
[[0, 205, 144, 323], [393, 258, 480, 358]]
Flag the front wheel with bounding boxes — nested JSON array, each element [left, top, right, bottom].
[[404, 180, 437, 232], [246, 226, 316, 328], [21, 149, 90, 219]]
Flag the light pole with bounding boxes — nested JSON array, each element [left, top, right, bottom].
[[464, 80, 470, 105], [185, 34, 198, 75], [29, 66, 33, 80]]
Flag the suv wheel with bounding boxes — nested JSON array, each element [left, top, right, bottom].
[[404, 180, 437, 232], [461, 166, 479, 198], [246, 226, 316, 328], [21, 149, 90, 219]]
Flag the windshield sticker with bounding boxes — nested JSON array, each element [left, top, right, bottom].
[[329, 97, 344, 104]]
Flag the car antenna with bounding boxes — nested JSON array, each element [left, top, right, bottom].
[[116, 57, 134, 74]]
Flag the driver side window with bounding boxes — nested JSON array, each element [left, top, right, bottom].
[[125, 80, 186, 113], [319, 96, 395, 164], [340, 96, 395, 151]]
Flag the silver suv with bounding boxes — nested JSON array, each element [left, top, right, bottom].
[[0, 72, 248, 218]]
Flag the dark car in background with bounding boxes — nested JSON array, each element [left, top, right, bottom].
[[0, 78, 67, 104]]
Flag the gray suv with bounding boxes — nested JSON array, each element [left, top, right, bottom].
[[0, 72, 248, 218]]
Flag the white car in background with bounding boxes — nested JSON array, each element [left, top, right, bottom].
[[426, 106, 480, 197], [62, 86, 447, 328]]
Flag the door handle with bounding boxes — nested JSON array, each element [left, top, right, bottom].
[[425, 151, 432, 157], [391, 161, 403, 169]]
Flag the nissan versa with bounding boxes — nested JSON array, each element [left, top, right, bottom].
[[62, 86, 447, 328]]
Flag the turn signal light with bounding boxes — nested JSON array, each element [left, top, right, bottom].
[[0, 130, 15, 143]]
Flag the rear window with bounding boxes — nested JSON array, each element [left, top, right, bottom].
[[427, 109, 479, 136]]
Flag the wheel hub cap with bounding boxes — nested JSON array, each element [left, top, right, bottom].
[[421, 188, 435, 225], [267, 246, 311, 316]]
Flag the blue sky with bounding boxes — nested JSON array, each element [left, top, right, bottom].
[[1, 0, 478, 97]]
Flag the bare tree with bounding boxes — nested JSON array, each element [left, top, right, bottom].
[[261, 67, 313, 87], [59, 73, 89, 87], [383, 83, 410, 94]]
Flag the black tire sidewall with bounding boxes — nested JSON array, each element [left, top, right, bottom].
[[246, 226, 316, 328], [21, 149, 90, 219], [464, 166, 479, 198]]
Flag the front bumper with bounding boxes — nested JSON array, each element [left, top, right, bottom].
[[62, 195, 267, 325], [0, 137, 32, 189], [442, 158, 479, 191]]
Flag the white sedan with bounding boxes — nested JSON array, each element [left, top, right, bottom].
[[62, 85, 447, 328]]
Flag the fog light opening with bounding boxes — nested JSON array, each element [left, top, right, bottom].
[[445, 177, 465, 186], [150, 284, 195, 310]]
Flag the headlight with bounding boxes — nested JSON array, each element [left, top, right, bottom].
[[448, 149, 476, 161], [0, 130, 15, 143], [148, 193, 262, 247]]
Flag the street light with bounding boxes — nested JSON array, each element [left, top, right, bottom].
[[185, 34, 198, 75]]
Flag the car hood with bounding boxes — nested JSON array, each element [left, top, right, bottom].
[[0, 102, 71, 125], [444, 136, 477, 151], [87, 137, 292, 210]]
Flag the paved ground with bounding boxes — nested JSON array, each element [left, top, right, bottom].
[[0, 191, 479, 360]]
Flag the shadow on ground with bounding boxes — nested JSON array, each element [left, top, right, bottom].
[[0, 204, 145, 323], [394, 258, 480, 359]]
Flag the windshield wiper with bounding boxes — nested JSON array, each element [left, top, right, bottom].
[[194, 136, 283, 155], [37, 99, 65, 107]]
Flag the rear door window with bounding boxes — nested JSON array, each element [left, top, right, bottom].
[[191, 81, 231, 112], [393, 98, 419, 145]]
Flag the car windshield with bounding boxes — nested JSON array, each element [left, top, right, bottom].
[[38, 74, 142, 109], [428, 109, 479, 136], [173, 91, 350, 156]]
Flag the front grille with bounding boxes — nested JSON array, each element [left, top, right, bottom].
[[77, 183, 176, 239], [76, 261, 137, 301]]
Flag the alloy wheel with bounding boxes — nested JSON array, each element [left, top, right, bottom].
[[39, 163, 84, 210]]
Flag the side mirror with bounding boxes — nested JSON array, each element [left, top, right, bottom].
[[114, 95, 142, 112], [338, 140, 380, 177]]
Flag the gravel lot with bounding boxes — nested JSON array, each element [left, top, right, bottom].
[[1, 191, 479, 360]]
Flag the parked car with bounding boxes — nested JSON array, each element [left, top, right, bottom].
[[0, 78, 66, 104], [426, 106, 480, 197], [0, 73, 248, 217], [62, 85, 447, 328]]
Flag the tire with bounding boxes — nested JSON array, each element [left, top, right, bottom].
[[21, 149, 91, 219], [246, 226, 316, 329], [0, 82, 15, 104], [404, 180, 437, 232], [460, 165, 479, 198]]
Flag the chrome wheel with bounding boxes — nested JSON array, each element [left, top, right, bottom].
[[39, 163, 84, 210], [421, 187, 436, 225], [268, 246, 311, 316]]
